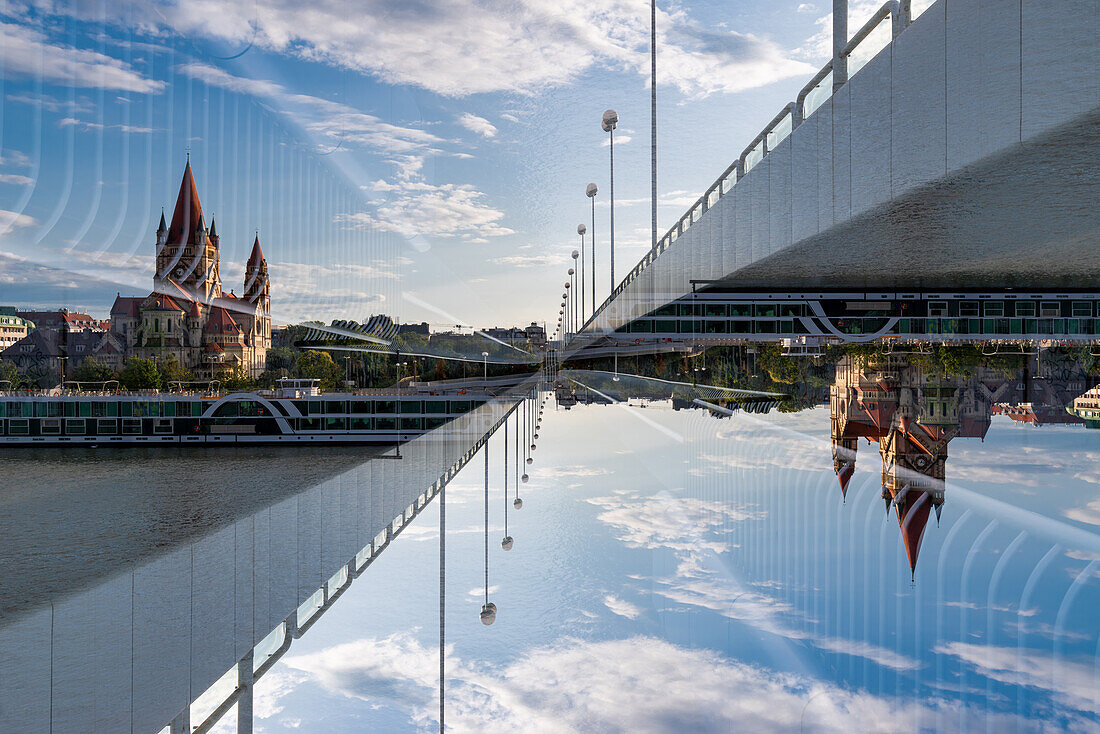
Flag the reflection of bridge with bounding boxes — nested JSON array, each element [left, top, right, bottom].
[[581, 0, 1098, 338], [0, 394, 536, 733]]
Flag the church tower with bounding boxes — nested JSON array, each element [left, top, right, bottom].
[[242, 234, 271, 376], [155, 159, 222, 302]]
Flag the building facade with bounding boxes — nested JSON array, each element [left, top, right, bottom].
[[110, 160, 272, 378]]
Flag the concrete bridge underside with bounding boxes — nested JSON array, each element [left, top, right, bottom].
[[587, 0, 1099, 333]]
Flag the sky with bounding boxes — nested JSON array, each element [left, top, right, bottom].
[[0, 0, 923, 328], [201, 400, 1100, 732]]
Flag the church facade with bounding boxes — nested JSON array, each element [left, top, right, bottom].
[[111, 160, 272, 378]]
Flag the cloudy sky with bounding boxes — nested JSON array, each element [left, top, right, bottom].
[[0, 0, 918, 326], [199, 402, 1100, 732]]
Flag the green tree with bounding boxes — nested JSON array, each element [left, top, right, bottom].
[[70, 358, 116, 384], [216, 364, 255, 392], [266, 346, 296, 372], [0, 360, 22, 389], [157, 355, 192, 386], [119, 358, 161, 390], [296, 350, 342, 390]]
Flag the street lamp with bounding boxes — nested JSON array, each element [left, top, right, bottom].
[[481, 351, 489, 389], [576, 227, 586, 323], [571, 250, 580, 331], [586, 183, 598, 312], [602, 109, 618, 293], [566, 274, 574, 338]]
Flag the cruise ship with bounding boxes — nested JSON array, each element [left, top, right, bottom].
[[0, 379, 492, 446]]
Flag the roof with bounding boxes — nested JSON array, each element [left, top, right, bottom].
[[204, 306, 243, 336], [895, 491, 934, 577], [142, 293, 185, 312], [247, 234, 264, 266], [203, 341, 225, 354], [111, 295, 143, 318], [167, 160, 206, 245]]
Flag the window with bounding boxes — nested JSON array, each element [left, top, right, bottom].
[[1073, 302, 1093, 317], [41, 419, 61, 435], [959, 301, 979, 317], [928, 301, 949, 317], [97, 419, 118, 435], [154, 418, 173, 434], [8, 419, 29, 435], [65, 419, 86, 435], [984, 302, 1004, 317], [122, 418, 142, 434], [1040, 301, 1061, 317], [1015, 301, 1036, 316]]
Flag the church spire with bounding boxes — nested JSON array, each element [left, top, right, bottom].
[[157, 209, 167, 234], [167, 159, 205, 246], [209, 217, 217, 239]]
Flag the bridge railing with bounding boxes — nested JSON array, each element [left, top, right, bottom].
[[582, 0, 917, 333]]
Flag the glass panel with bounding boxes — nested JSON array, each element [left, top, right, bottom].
[[802, 71, 833, 119]]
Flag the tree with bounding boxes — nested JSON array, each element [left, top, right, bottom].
[[71, 358, 116, 384], [266, 347, 296, 372], [216, 364, 255, 392], [296, 350, 342, 390], [0, 360, 22, 389], [119, 358, 160, 390], [157, 355, 192, 386]]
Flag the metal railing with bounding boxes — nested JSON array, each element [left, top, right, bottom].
[[582, 1, 912, 332]]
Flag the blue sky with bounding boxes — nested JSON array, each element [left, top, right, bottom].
[[0, 0, 917, 327], [202, 402, 1100, 732]]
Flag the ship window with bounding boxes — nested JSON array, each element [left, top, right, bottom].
[[308, 400, 322, 415], [448, 401, 471, 413], [375, 417, 396, 431], [163, 402, 175, 417], [8, 419, 29, 435], [326, 417, 346, 430], [984, 302, 1004, 316], [175, 401, 191, 417], [79, 402, 91, 417], [64, 419, 86, 435], [325, 401, 346, 414], [351, 401, 373, 414], [214, 402, 239, 418], [120, 402, 133, 417], [400, 417, 422, 430], [41, 419, 61, 434], [299, 418, 321, 431], [97, 419, 117, 435], [63, 402, 76, 417], [1040, 301, 1060, 317], [424, 400, 446, 414], [959, 301, 979, 317], [425, 417, 448, 430], [1073, 302, 1093, 317], [1015, 301, 1036, 316], [292, 400, 309, 415], [928, 301, 948, 317], [376, 400, 397, 414], [92, 402, 108, 417], [154, 419, 173, 434], [350, 417, 372, 430], [122, 419, 142, 434], [399, 401, 423, 414]]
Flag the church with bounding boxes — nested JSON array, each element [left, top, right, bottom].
[[111, 160, 272, 378]]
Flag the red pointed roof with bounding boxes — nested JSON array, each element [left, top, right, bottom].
[[142, 293, 185, 312], [836, 462, 854, 498], [167, 160, 205, 245], [203, 341, 225, 354], [895, 491, 934, 577], [247, 235, 264, 266]]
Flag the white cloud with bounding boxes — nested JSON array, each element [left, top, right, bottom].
[[601, 134, 632, 147], [0, 150, 32, 168], [1064, 497, 1100, 526], [603, 594, 642, 619], [0, 174, 33, 185], [487, 254, 562, 269], [280, 633, 1026, 732], [337, 181, 513, 242], [457, 113, 497, 139], [46, 1, 810, 100], [7, 92, 95, 114], [57, 117, 156, 134], [935, 642, 1100, 716], [0, 209, 38, 236], [797, 3, 817, 13], [0, 20, 163, 93], [586, 490, 763, 554]]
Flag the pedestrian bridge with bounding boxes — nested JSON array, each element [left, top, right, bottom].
[[583, 0, 1098, 336]]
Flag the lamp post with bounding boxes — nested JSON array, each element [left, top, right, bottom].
[[571, 250, 580, 330], [586, 183, 598, 313], [566, 274, 574, 339], [576, 226, 586, 323], [602, 109, 618, 293], [481, 351, 489, 389]]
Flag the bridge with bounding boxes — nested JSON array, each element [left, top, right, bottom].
[[0, 391, 539, 734], [579, 0, 1098, 341]]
